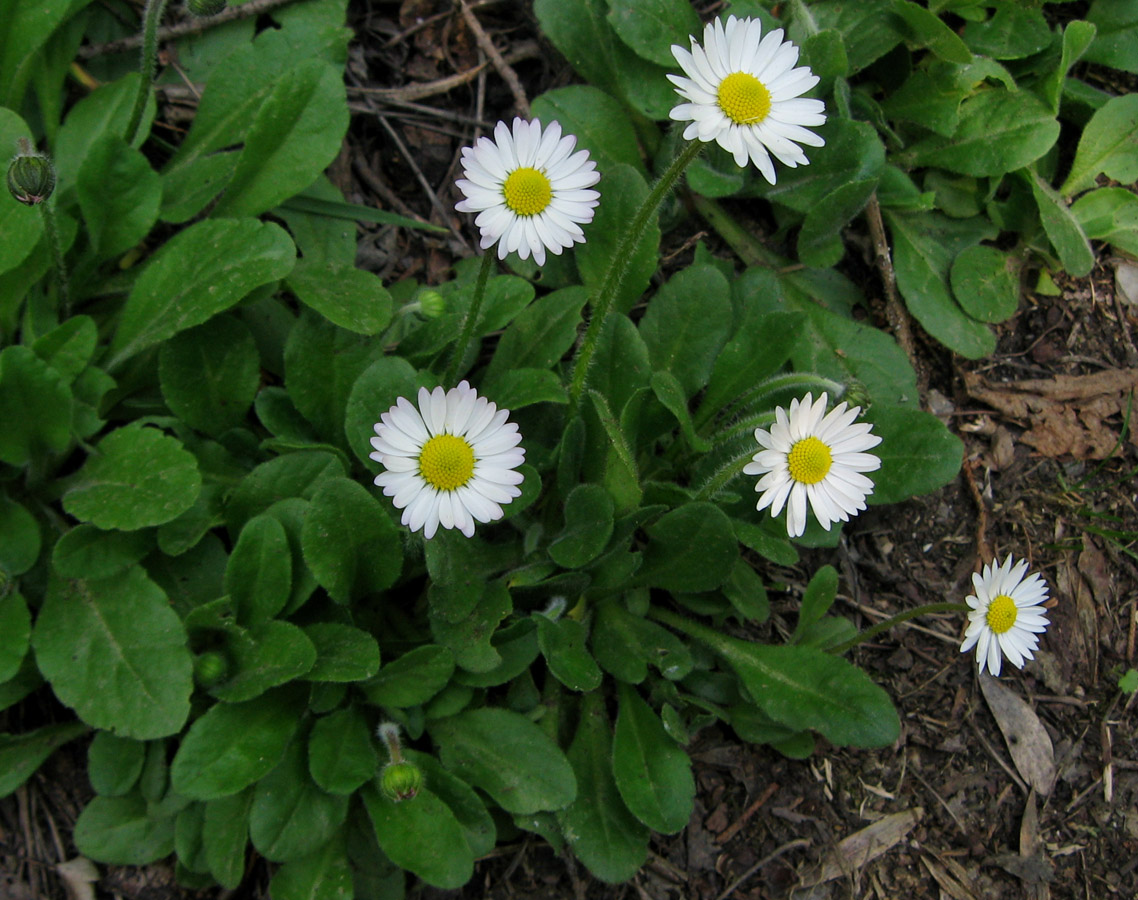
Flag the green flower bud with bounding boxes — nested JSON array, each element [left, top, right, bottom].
[[193, 651, 229, 687], [417, 289, 446, 319], [186, 0, 227, 16], [380, 761, 423, 802], [842, 380, 871, 412], [7, 150, 55, 206]]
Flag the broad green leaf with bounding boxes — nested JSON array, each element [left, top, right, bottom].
[[481, 368, 567, 410], [209, 621, 317, 703], [269, 832, 354, 900], [733, 517, 798, 567], [810, 0, 901, 73], [301, 477, 402, 602], [592, 600, 693, 684], [344, 357, 419, 468], [892, 0, 972, 62], [76, 134, 161, 261], [404, 749, 497, 858], [251, 737, 349, 862], [651, 370, 710, 452], [362, 645, 455, 708], [793, 566, 839, 643], [587, 390, 641, 512], [729, 705, 814, 757], [532, 86, 648, 177], [32, 315, 97, 384], [637, 503, 738, 593], [1042, 20, 1097, 115], [1029, 171, 1095, 277], [158, 315, 260, 437], [32, 570, 192, 739], [430, 708, 577, 814], [160, 153, 239, 224], [1085, 0, 1138, 73], [763, 119, 884, 213], [961, 3, 1051, 58], [897, 90, 1059, 177], [225, 514, 291, 627], [210, 61, 348, 218], [452, 620, 541, 689], [485, 286, 588, 379], [950, 244, 1020, 323], [429, 581, 512, 673], [203, 790, 253, 889], [171, 687, 302, 799], [361, 782, 473, 889], [588, 314, 652, 415], [0, 591, 31, 683], [304, 623, 381, 683], [723, 558, 770, 623], [0, 722, 87, 798], [0, 110, 44, 275], [639, 265, 732, 398], [62, 425, 201, 530], [87, 731, 145, 797], [1060, 93, 1138, 195], [308, 706, 378, 795], [606, 0, 702, 67], [107, 218, 296, 369], [226, 450, 345, 532], [73, 794, 174, 865], [1072, 186, 1138, 256], [548, 484, 615, 569], [0, 496, 40, 577], [864, 405, 963, 503], [53, 73, 151, 194], [0, 346, 71, 466], [286, 260, 393, 336], [536, 615, 603, 692], [886, 210, 997, 358], [175, 802, 209, 874], [612, 682, 694, 834], [559, 693, 649, 883], [798, 178, 877, 268], [0, 0, 79, 109]]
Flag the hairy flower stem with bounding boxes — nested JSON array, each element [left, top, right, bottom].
[[124, 0, 170, 145], [568, 139, 704, 412], [40, 202, 70, 315], [444, 249, 495, 385], [829, 602, 969, 654], [376, 722, 406, 764]]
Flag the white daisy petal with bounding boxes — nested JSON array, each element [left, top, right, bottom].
[[959, 555, 1051, 676], [369, 383, 526, 540]]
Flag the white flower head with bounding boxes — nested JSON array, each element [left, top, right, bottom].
[[743, 392, 881, 538], [454, 117, 600, 266], [960, 555, 1051, 677], [370, 381, 525, 539], [668, 15, 827, 184]]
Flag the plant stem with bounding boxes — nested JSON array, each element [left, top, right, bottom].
[[444, 249, 495, 385], [829, 602, 968, 655], [693, 448, 755, 502], [695, 371, 847, 434], [40, 202, 70, 315], [568, 139, 704, 411], [125, 0, 170, 145]]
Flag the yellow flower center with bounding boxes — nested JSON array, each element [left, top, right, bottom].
[[986, 595, 1018, 634], [418, 434, 475, 491], [787, 436, 832, 485], [717, 72, 772, 125], [502, 167, 552, 216]]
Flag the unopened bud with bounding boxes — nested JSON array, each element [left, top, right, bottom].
[[842, 380, 871, 412], [380, 760, 423, 802], [7, 146, 55, 206], [186, 0, 227, 16], [193, 651, 229, 687], [417, 289, 446, 319]]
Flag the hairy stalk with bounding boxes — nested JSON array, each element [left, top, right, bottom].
[[125, 0, 170, 145], [829, 602, 968, 654], [695, 371, 847, 433], [40, 202, 70, 314], [444, 249, 495, 385]]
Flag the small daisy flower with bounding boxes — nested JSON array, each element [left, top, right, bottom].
[[370, 381, 525, 539], [743, 393, 882, 538], [454, 117, 600, 266], [960, 555, 1051, 677], [668, 15, 827, 184]]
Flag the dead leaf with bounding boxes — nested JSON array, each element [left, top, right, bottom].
[[55, 858, 98, 900], [979, 674, 1057, 795], [920, 851, 980, 900], [797, 808, 923, 886], [1116, 259, 1138, 308], [1077, 537, 1115, 607]]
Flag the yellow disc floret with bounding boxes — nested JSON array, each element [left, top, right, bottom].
[[717, 72, 772, 125], [986, 595, 1018, 634], [787, 436, 832, 485], [503, 167, 553, 216], [419, 434, 476, 491]]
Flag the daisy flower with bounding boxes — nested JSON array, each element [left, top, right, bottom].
[[454, 117, 600, 266], [668, 15, 827, 184], [960, 555, 1050, 677], [743, 393, 881, 538], [370, 381, 525, 539]]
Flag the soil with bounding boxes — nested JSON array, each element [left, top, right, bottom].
[[3, 1, 1137, 899]]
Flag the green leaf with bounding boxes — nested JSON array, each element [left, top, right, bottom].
[[0, 722, 87, 798], [485, 285, 588, 380], [203, 790, 253, 889], [362, 645, 455, 708], [452, 620, 541, 689], [637, 503, 738, 593], [32, 570, 192, 739], [536, 615, 603, 692], [62, 425, 201, 530], [361, 782, 473, 889], [1072, 186, 1138, 256], [864, 405, 963, 504], [1085, 0, 1138, 73], [251, 736, 349, 862], [308, 706, 378, 794], [171, 687, 302, 800], [587, 390, 641, 512], [639, 265, 732, 398], [158, 315, 260, 437], [606, 0, 702, 67], [403, 749, 497, 858], [961, 3, 1051, 59], [811, 0, 902, 73], [227, 450, 345, 532], [286, 260, 393, 336], [269, 832, 354, 900], [481, 368, 567, 410], [0, 496, 40, 577], [32, 316, 97, 384], [430, 708, 577, 814], [1029, 171, 1095, 277], [225, 513, 291, 627], [76, 134, 161, 261], [797, 179, 877, 268], [592, 600, 693, 684], [0, 346, 72, 466], [897, 89, 1059, 177], [651, 370, 710, 452], [588, 314, 652, 415], [107, 219, 295, 369], [211, 61, 349, 218], [531, 87, 648, 178], [0, 0, 77, 109], [722, 558, 770, 623], [73, 794, 175, 865], [1042, 20, 1097, 115], [344, 356, 418, 468], [302, 477, 402, 602], [303, 623, 381, 683], [612, 682, 694, 834], [175, 802, 209, 874], [1060, 93, 1138, 195], [548, 484, 615, 569], [950, 244, 1020, 323], [793, 566, 839, 643], [0, 591, 31, 683], [764, 119, 885, 213], [209, 620, 317, 703], [891, 0, 972, 62], [87, 731, 145, 797], [429, 581, 512, 674], [559, 693, 649, 883]]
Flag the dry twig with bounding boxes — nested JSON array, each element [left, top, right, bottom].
[[456, 0, 530, 117]]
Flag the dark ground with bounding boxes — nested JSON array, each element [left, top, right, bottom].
[[3, 1, 1137, 898]]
